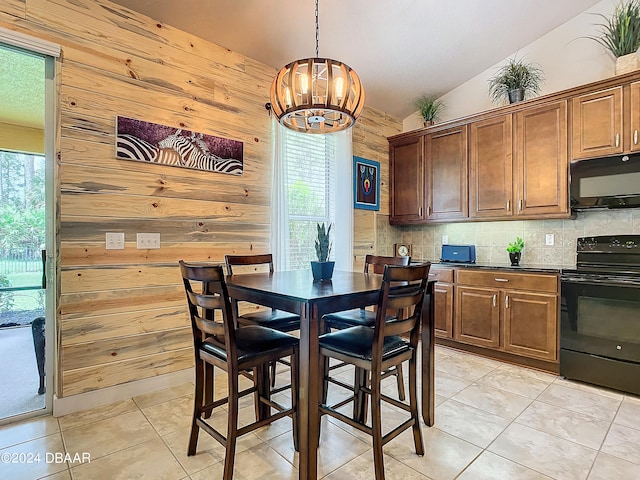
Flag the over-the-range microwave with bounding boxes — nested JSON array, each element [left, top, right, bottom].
[[570, 154, 640, 210]]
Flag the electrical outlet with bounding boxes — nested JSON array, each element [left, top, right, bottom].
[[442, 234, 449, 244], [137, 233, 160, 249], [545, 233, 555, 246], [105, 232, 125, 250]]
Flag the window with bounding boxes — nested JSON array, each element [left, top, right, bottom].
[[284, 130, 336, 269], [271, 120, 353, 272]]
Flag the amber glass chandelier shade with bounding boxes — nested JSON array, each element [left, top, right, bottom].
[[270, 57, 365, 134]]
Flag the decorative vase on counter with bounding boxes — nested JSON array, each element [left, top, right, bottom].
[[311, 261, 335, 281], [509, 252, 522, 266]]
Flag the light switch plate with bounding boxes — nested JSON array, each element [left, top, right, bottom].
[[545, 233, 555, 246], [105, 232, 125, 250], [442, 234, 449, 244], [137, 233, 160, 249]]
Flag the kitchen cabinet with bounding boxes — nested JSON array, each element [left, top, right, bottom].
[[630, 81, 640, 153], [454, 269, 558, 362], [389, 134, 425, 223], [431, 267, 454, 339], [425, 126, 468, 220], [469, 101, 568, 219], [515, 101, 569, 216], [469, 115, 513, 218], [572, 86, 623, 159], [389, 125, 467, 224]]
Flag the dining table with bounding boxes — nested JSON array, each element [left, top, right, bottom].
[[226, 268, 436, 480]]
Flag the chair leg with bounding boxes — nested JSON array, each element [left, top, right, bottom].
[[224, 367, 240, 480], [370, 368, 386, 480], [395, 364, 406, 401], [291, 349, 299, 452], [408, 357, 424, 456], [203, 361, 215, 419], [188, 358, 204, 456], [321, 355, 330, 404], [270, 361, 277, 388], [354, 367, 367, 423], [255, 363, 271, 421]]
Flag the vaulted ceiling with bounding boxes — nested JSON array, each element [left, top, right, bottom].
[[110, 0, 603, 119]]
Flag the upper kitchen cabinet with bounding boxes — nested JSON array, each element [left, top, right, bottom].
[[389, 133, 425, 223], [425, 125, 468, 221], [469, 115, 513, 218], [515, 101, 569, 216], [572, 86, 623, 159], [630, 81, 640, 152]]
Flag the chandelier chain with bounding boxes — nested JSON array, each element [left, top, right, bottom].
[[315, 0, 319, 58]]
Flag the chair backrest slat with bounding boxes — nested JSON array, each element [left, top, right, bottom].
[[225, 254, 275, 275], [364, 254, 410, 274]]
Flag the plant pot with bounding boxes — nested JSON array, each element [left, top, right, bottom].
[[423, 120, 435, 127], [508, 88, 525, 104], [615, 52, 640, 75], [311, 261, 335, 281], [509, 252, 522, 266]]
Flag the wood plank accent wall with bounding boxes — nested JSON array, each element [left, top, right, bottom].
[[0, 0, 401, 397]]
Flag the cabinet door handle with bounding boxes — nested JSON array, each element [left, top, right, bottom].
[[418, 207, 422, 216], [635, 130, 638, 145], [495, 278, 509, 282], [518, 199, 522, 211], [492, 294, 497, 307], [427, 205, 431, 216], [506, 200, 510, 211], [616, 133, 620, 147], [505, 295, 510, 308]]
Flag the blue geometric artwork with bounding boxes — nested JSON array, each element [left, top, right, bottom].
[[353, 156, 380, 211]]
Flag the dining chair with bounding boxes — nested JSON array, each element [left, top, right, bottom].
[[179, 260, 299, 480], [319, 262, 431, 480], [322, 254, 410, 401], [225, 254, 300, 386], [224, 254, 301, 332]]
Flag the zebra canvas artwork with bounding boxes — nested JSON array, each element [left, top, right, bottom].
[[116, 116, 243, 175]]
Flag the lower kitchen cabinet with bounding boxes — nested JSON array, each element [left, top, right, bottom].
[[431, 267, 455, 339], [448, 269, 559, 365], [503, 290, 557, 361], [454, 286, 501, 348]]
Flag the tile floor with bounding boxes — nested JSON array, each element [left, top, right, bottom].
[[1, 345, 639, 480]]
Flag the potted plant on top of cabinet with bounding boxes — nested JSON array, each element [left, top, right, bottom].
[[488, 56, 544, 104], [415, 95, 445, 127], [588, 0, 640, 75]]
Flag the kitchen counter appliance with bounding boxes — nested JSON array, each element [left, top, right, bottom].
[[560, 235, 640, 395], [440, 244, 476, 264]]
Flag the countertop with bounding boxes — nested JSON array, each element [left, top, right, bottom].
[[415, 261, 566, 274]]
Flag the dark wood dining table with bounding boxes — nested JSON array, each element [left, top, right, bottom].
[[226, 269, 436, 480]]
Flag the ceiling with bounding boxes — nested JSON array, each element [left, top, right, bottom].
[[110, 0, 603, 119]]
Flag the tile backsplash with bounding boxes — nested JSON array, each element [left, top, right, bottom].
[[377, 209, 640, 268]]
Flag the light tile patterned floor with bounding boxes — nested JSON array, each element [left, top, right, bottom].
[[1, 346, 639, 480]]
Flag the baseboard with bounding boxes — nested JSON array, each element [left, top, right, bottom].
[[52, 368, 194, 417]]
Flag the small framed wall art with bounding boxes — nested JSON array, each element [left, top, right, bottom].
[[353, 156, 380, 211]]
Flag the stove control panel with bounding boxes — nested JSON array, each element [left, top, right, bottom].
[[577, 235, 640, 253]]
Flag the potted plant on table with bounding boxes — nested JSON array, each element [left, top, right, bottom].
[[587, 0, 640, 75], [507, 237, 525, 266], [415, 95, 445, 127], [311, 222, 334, 281], [488, 56, 544, 104]]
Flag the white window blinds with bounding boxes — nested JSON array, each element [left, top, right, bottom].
[[282, 129, 336, 270]]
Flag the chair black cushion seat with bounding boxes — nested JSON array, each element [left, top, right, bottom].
[[238, 310, 300, 332], [319, 325, 410, 362], [323, 309, 397, 329], [202, 325, 298, 363]]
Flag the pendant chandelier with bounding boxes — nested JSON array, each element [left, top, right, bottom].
[[269, 0, 365, 134]]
